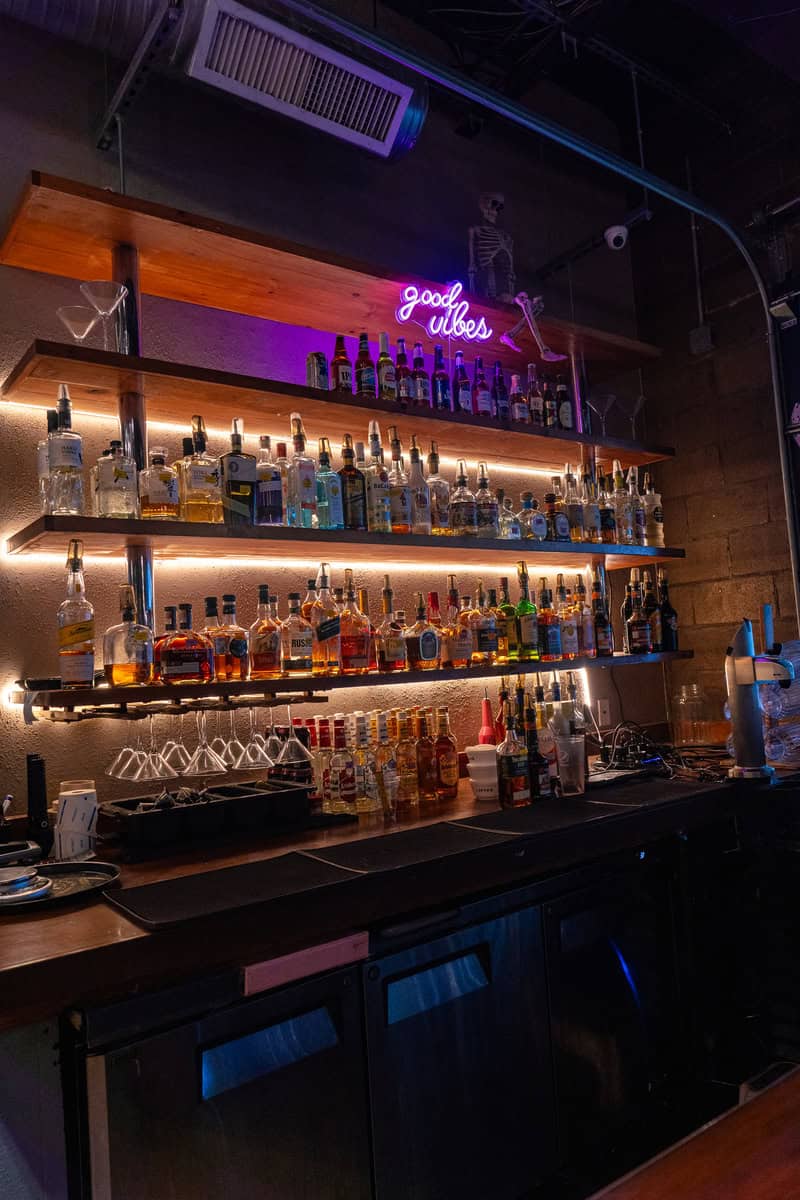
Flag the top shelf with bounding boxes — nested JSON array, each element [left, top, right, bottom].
[[0, 171, 661, 374]]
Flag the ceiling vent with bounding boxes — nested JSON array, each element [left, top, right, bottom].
[[186, 0, 424, 157]]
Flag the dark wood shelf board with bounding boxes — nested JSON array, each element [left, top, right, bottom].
[[0, 172, 661, 373], [2, 342, 675, 472], [5, 515, 686, 571]]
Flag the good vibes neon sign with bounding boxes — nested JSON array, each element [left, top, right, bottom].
[[396, 281, 493, 343]]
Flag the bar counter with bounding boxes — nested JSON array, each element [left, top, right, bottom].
[[0, 775, 747, 1033]]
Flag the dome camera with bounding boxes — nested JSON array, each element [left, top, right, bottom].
[[604, 224, 629, 250]]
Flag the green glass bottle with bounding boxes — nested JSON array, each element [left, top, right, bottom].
[[515, 561, 540, 662]]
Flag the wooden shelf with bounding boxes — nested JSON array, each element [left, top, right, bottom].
[[2, 342, 674, 473], [6, 515, 687, 572], [14, 652, 693, 716], [0, 172, 661, 374]]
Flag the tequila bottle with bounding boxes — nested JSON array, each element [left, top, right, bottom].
[[330, 335, 353, 393], [139, 447, 179, 520], [387, 426, 412, 534], [376, 575, 408, 672], [431, 344, 451, 412], [475, 461, 500, 538], [58, 539, 94, 687], [426, 441, 451, 535], [404, 592, 441, 670], [49, 385, 84, 515], [355, 332, 376, 399], [97, 440, 139, 519], [377, 332, 397, 403], [516, 561, 539, 662], [186, 416, 223, 524], [103, 584, 153, 686], [452, 349, 472, 414], [365, 421, 392, 534], [281, 593, 314, 675], [255, 435, 285, 526], [311, 563, 341, 675], [407, 435, 432, 534], [450, 458, 478, 536], [411, 341, 431, 407], [249, 584, 282, 679], [220, 417, 256, 527], [473, 356, 494, 416], [315, 436, 345, 530], [340, 570, 372, 675], [286, 415, 317, 529]]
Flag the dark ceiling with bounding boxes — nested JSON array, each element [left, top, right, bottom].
[[683, 0, 800, 83]]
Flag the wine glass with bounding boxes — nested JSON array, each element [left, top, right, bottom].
[[222, 709, 247, 770], [79, 280, 128, 351], [617, 393, 645, 441], [587, 393, 616, 438], [184, 712, 226, 776], [57, 305, 100, 343]]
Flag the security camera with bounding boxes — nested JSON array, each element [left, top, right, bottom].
[[604, 224, 628, 250]]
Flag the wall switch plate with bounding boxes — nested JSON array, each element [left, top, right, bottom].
[[597, 699, 611, 728]]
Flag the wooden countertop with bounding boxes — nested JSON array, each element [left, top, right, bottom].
[[0, 779, 737, 1031], [592, 1070, 800, 1200]]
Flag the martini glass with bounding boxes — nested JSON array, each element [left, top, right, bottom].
[[222, 709, 247, 770], [80, 280, 128, 351], [131, 715, 178, 782], [209, 710, 229, 761], [184, 712, 226, 776], [243, 708, 274, 769], [57, 305, 100, 343], [116, 725, 148, 781], [617, 394, 645, 441], [587, 393, 616, 438], [163, 713, 192, 773], [264, 709, 283, 762], [106, 725, 136, 778]]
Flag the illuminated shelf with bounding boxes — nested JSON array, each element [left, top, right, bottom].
[[5, 515, 687, 571], [13, 652, 693, 718], [0, 172, 661, 375], [2, 342, 675, 473]]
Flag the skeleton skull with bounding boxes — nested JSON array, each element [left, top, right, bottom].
[[479, 192, 505, 224]]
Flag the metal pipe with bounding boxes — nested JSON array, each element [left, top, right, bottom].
[[283, 0, 800, 626], [686, 159, 705, 328]]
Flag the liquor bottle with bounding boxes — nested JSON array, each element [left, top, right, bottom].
[[36, 409, 58, 514], [139, 447, 179, 520], [416, 712, 438, 803], [284, 415, 316, 528], [498, 491, 522, 539], [249, 584, 282, 679], [475, 461, 500, 538], [426, 441, 451, 535], [395, 712, 420, 812], [518, 492, 547, 541], [340, 570, 372, 675], [497, 703, 531, 809], [641, 570, 663, 651], [452, 349, 472, 414], [358, 587, 378, 671], [628, 466, 647, 546], [407, 435, 432, 534], [479, 687, 496, 744], [353, 714, 381, 813], [492, 361, 510, 420], [613, 459, 634, 545], [592, 569, 614, 657], [186, 416, 223, 524], [473, 356, 494, 417], [441, 579, 473, 668], [216, 595, 250, 681], [336, 433, 367, 531], [471, 579, 498, 665], [434, 707, 460, 802], [556, 375, 574, 430], [219, 418, 256, 526], [538, 579, 562, 662], [255, 435, 285, 526], [524, 694, 550, 800], [365, 421, 392, 533], [395, 336, 413, 407], [374, 713, 399, 818], [598, 472, 618, 544], [329, 719, 357, 816], [97, 440, 139, 519], [658, 568, 679, 651], [527, 364, 544, 427], [377, 332, 397, 403], [535, 682, 558, 790], [160, 604, 214, 683], [575, 575, 596, 658], [57, 540, 94, 688], [556, 574, 580, 659], [495, 681, 508, 742], [411, 341, 431, 407], [431, 344, 452, 412], [311, 563, 341, 675], [49, 385, 84, 516], [355, 332, 376, 399], [153, 605, 177, 681], [376, 575, 408, 672], [565, 469, 585, 542], [281, 592, 314, 675], [202, 596, 225, 679], [643, 472, 665, 548], [173, 436, 194, 519], [627, 573, 653, 654], [404, 593, 440, 670], [620, 575, 634, 653], [582, 474, 602, 544], [330, 335, 353, 393], [544, 480, 571, 543], [516, 561, 540, 662], [384, 427, 411, 534], [314, 436, 344, 530], [315, 718, 334, 813], [497, 576, 520, 664], [427, 590, 444, 633], [450, 458, 478, 536], [301, 580, 317, 622], [542, 378, 558, 428], [103, 584, 153, 686], [510, 373, 531, 422]]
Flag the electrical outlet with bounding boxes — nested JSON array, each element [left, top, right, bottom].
[[597, 699, 611, 728]]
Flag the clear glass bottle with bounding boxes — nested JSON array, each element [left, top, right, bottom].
[[330, 334, 353, 393], [374, 713, 399, 819], [582, 474, 602, 544], [496, 491, 521, 539], [516, 561, 540, 662], [613, 459, 634, 545], [58, 539, 94, 688], [431, 344, 451, 412], [340, 569, 372, 675], [475, 461, 500, 538], [311, 562, 341, 676], [497, 703, 532, 809], [628, 465, 647, 546], [510, 372, 530, 422], [160, 603, 214, 683], [355, 332, 376, 399], [376, 575, 408, 672], [592, 569, 614, 657], [518, 492, 547, 541], [255, 435, 285, 526], [103, 583, 153, 686], [329, 719, 357, 815], [219, 417, 256, 526], [450, 458, 478, 536], [543, 481, 570, 543], [407, 435, 432, 534], [643, 472, 665, 548], [411, 341, 431, 407], [416, 712, 438, 802], [49, 385, 84, 516], [555, 375, 574, 430], [97, 440, 139, 519], [492, 361, 510, 420], [598, 471, 618, 544], [565, 468, 585, 542], [249, 583, 282, 679], [395, 712, 420, 812], [37, 409, 58, 514], [286, 414, 317, 529], [377, 332, 397, 403], [281, 592, 314, 675], [473, 356, 494, 417], [452, 349, 472, 414], [404, 592, 441, 670], [216, 594, 250, 681], [471, 579, 498, 665], [186, 416, 223, 524], [426, 440, 451, 535], [139, 447, 180, 520], [353, 714, 382, 813], [537, 579, 562, 662], [315, 436, 345, 530], [434, 707, 460, 801], [527, 363, 544, 427], [395, 336, 413, 407], [338, 433, 368, 531], [556, 574, 580, 659], [365, 421, 392, 534], [440, 578, 472, 668], [575, 575, 596, 658], [387, 426, 412, 534]]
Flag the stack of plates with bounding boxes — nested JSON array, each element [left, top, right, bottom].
[[0, 864, 53, 905], [465, 745, 499, 801]]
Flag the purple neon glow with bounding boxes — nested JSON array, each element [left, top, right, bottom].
[[396, 281, 493, 343]]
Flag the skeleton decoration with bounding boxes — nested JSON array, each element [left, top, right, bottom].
[[500, 292, 568, 362], [468, 192, 515, 302]]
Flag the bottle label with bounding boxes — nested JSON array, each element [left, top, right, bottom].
[[281, 628, 313, 665], [457, 382, 473, 413], [511, 401, 530, 421], [251, 630, 280, 671], [49, 436, 83, 470], [518, 613, 538, 651], [315, 616, 341, 644], [58, 619, 95, 648], [366, 475, 391, 531], [398, 374, 414, 400], [530, 398, 544, 425], [542, 624, 562, 657], [389, 485, 411, 524], [558, 397, 574, 428], [561, 617, 580, 656], [341, 635, 370, 670], [531, 513, 548, 540], [356, 365, 376, 394], [430, 487, 450, 531], [475, 386, 493, 415], [498, 754, 530, 806], [378, 362, 397, 395], [596, 623, 613, 653], [437, 749, 459, 787], [228, 636, 248, 660], [476, 621, 498, 654], [37, 443, 50, 481], [418, 629, 439, 661], [59, 650, 94, 683], [443, 627, 473, 663], [294, 462, 317, 513], [143, 471, 179, 505], [629, 623, 652, 653], [554, 513, 571, 540], [317, 474, 344, 528], [413, 490, 431, 517], [432, 379, 450, 410], [600, 507, 617, 538], [451, 499, 477, 533], [380, 634, 406, 663], [161, 651, 203, 676], [333, 363, 352, 390], [477, 501, 499, 533], [581, 615, 596, 655], [414, 376, 431, 404], [189, 464, 220, 490], [584, 504, 602, 535], [98, 459, 135, 491]]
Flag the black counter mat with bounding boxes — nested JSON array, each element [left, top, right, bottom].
[[584, 778, 724, 806], [451, 798, 629, 836], [300, 821, 513, 873], [104, 851, 361, 930]]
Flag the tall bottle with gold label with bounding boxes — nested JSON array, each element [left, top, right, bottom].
[[58, 539, 95, 688]]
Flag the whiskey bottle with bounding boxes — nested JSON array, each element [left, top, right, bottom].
[[556, 574, 580, 659], [492, 361, 510, 420], [340, 570, 372, 675], [338, 433, 368, 531], [450, 458, 478, 536], [395, 336, 413, 407], [452, 350, 473, 414], [613, 459, 634, 545], [376, 575, 408, 672], [330, 335, 353, 393], [407, 435, 432, 534], [186, 416, 223, 524], [475, 461, 500, 538], [556, 375, 574, 430], [598, 472, 618, 544], [49, 385, 84, 516], [405, 592, 441, 670], [592, 569, 614, 657], [301, 580, 317, 622], [249, 584, 282, 679], [527, 364, 544, 427], [431, 344, 452, 412], [139, 447, 179, 520], [160, 604, 214, 683], [434, 707, 460, 802], [103, 584, 154, 686], [626, 571, 653, 655], [255, 436, 285, 526], [365, 421, 392, 533], [286, 415, 317, 529], [387, 426, 412, 534], [441, 582, 473, 668], [202, 596, 225, 679], [538, 579, 562, 662], [57, 539, 94, 688], [153, 605, 177, 681], [311, 563, 341, 675], [643, 472, 665, 548], [544, 479, 571, 543], [658, 569, 679, 651], [497, 703, 531, 809], [471, 579, 498, 665], [377, 332, 397, 403], [518, 492, 547, 541], [355, 332, 377, 399], [510, 373, 531, 422], [473, 356, 494, 417], [516, 561, 540, 662], [411, 341, 432, 407], [416, 712, 438, 803], [642, 570, 663, 651], [565, 469, 585, 542], [217, 594, 250, 681], [497, 576, 520, 664], [315, 436, 345, 530], [280, 592, 314, 675], [395, 712, 420, 812], [97, 440, 139, 519], [524, 694, 550, 800], [582, 474, 602, 544], [575, 575, 596, 658], [426, 441, 451, 535]]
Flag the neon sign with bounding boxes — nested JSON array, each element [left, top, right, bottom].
[[396, 280, 493, 343]]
